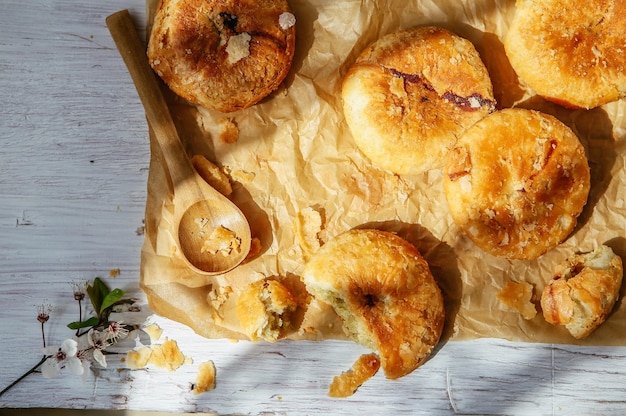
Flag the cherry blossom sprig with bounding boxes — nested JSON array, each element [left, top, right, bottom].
[[0, 277, 135, 398], [68, 277, 125, 334]]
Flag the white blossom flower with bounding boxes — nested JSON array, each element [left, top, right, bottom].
[[41, 339, 84, 378], [105, 321, 129, 343], [88, 329, 110, 368], [92, 350, 107, 368]]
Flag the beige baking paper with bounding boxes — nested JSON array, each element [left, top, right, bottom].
[[139, 0, 626, 346]]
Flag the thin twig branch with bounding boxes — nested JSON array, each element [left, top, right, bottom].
[[0, 355, 50, 398]]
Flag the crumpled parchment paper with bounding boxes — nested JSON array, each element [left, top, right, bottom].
[[140, 0, 626, 346]]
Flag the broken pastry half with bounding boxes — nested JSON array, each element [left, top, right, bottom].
[[541, 245, 623, 339], [236, 278, 298, 342], [302, 229, 445, 379]]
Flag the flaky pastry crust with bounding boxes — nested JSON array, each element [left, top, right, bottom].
[[302, 229, 445, 379], [444, 108, 590, 260], [236, 278, 297, 342], [328, 353, 380, 398], [541, 245, 623, 339], [147, 0, 296, 113], [504, 0, 626, 109], [341, 26, 495, 174]]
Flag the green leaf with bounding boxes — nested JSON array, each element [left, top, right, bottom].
[[87, 277, 111, 315], [93, 277, 111, 298], [100, 288, 125, 313], [67, 316, 99, 330], [86, 282, 102, 314]]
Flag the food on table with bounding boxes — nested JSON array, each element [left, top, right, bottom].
[[216, 118, 240, 144], [295, 207, 323, 260], [126, 339, 191, 371], [302, 229, 445, 379], [328, 353, 380, 398], [193, 360, 217, 394], [497, 280, 537, 320], [341, 26, 495, 174], [236, 278, 298, 342], [147, 0, 296, 112], [541, 245, 623, 339], [444, 108, 590, 260], [504, 0, 626, 109], [198, 224, 242, 256]]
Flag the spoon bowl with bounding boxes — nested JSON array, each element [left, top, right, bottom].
[[106, 10, 251, 275], [177, 198, 251, 274]]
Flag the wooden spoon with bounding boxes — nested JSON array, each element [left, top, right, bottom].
[[106, 10, 251, 275]]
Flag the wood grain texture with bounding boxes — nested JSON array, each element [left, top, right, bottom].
[[1, 0, 626, 414]]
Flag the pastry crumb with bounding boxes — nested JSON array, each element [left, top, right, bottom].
[[207, 285, 234, 313], [298, 326, 317, 336], [144, 323, 163, 342], [328, 353, 380, 398], [231, 169, 255, 183], [497, 280, 537, 320], [125, 346, 153, 369], [218, 118, 240, 144], [126, 339, 191, 371], [201, 225, 241, 256], [295, 207, 323, 260], [193, 361, 217, 394]]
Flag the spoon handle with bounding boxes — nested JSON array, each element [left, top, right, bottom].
[[106, 9, 193, 187]]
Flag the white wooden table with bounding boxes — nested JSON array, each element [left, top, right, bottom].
[[1, 0, 626, 414]]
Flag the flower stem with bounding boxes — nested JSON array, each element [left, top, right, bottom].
[[41, 322, 46, 349], [0, 355, 50, 398], [75, 298, 82, 337]]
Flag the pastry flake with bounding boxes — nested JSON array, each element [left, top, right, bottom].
[[328, 353, 380, 398], [497, 280, 537, 320]]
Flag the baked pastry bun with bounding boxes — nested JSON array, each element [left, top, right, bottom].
[[302, 229, 445, 379], [148, 0, 296, 113], [444, 108, 590, 260], [236, 278, 298, 342], [541, 245, 623, 339], [504, 0, 626, 109], [341, 26, 496, 175]]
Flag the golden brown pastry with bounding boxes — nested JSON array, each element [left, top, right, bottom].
[[497, 280, 537, 320], [541, 245, 623, 339], [504, 0, 626, 109], [302, 229, 445, 379], [328, 353, 380, 398], [148, 0, 296, 113], [341, 26, 496, 175], [193, 361, 216, 394], [444, 108, 590, 260], [295, 207, 323, 261], [236, 278, 298, 342]]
